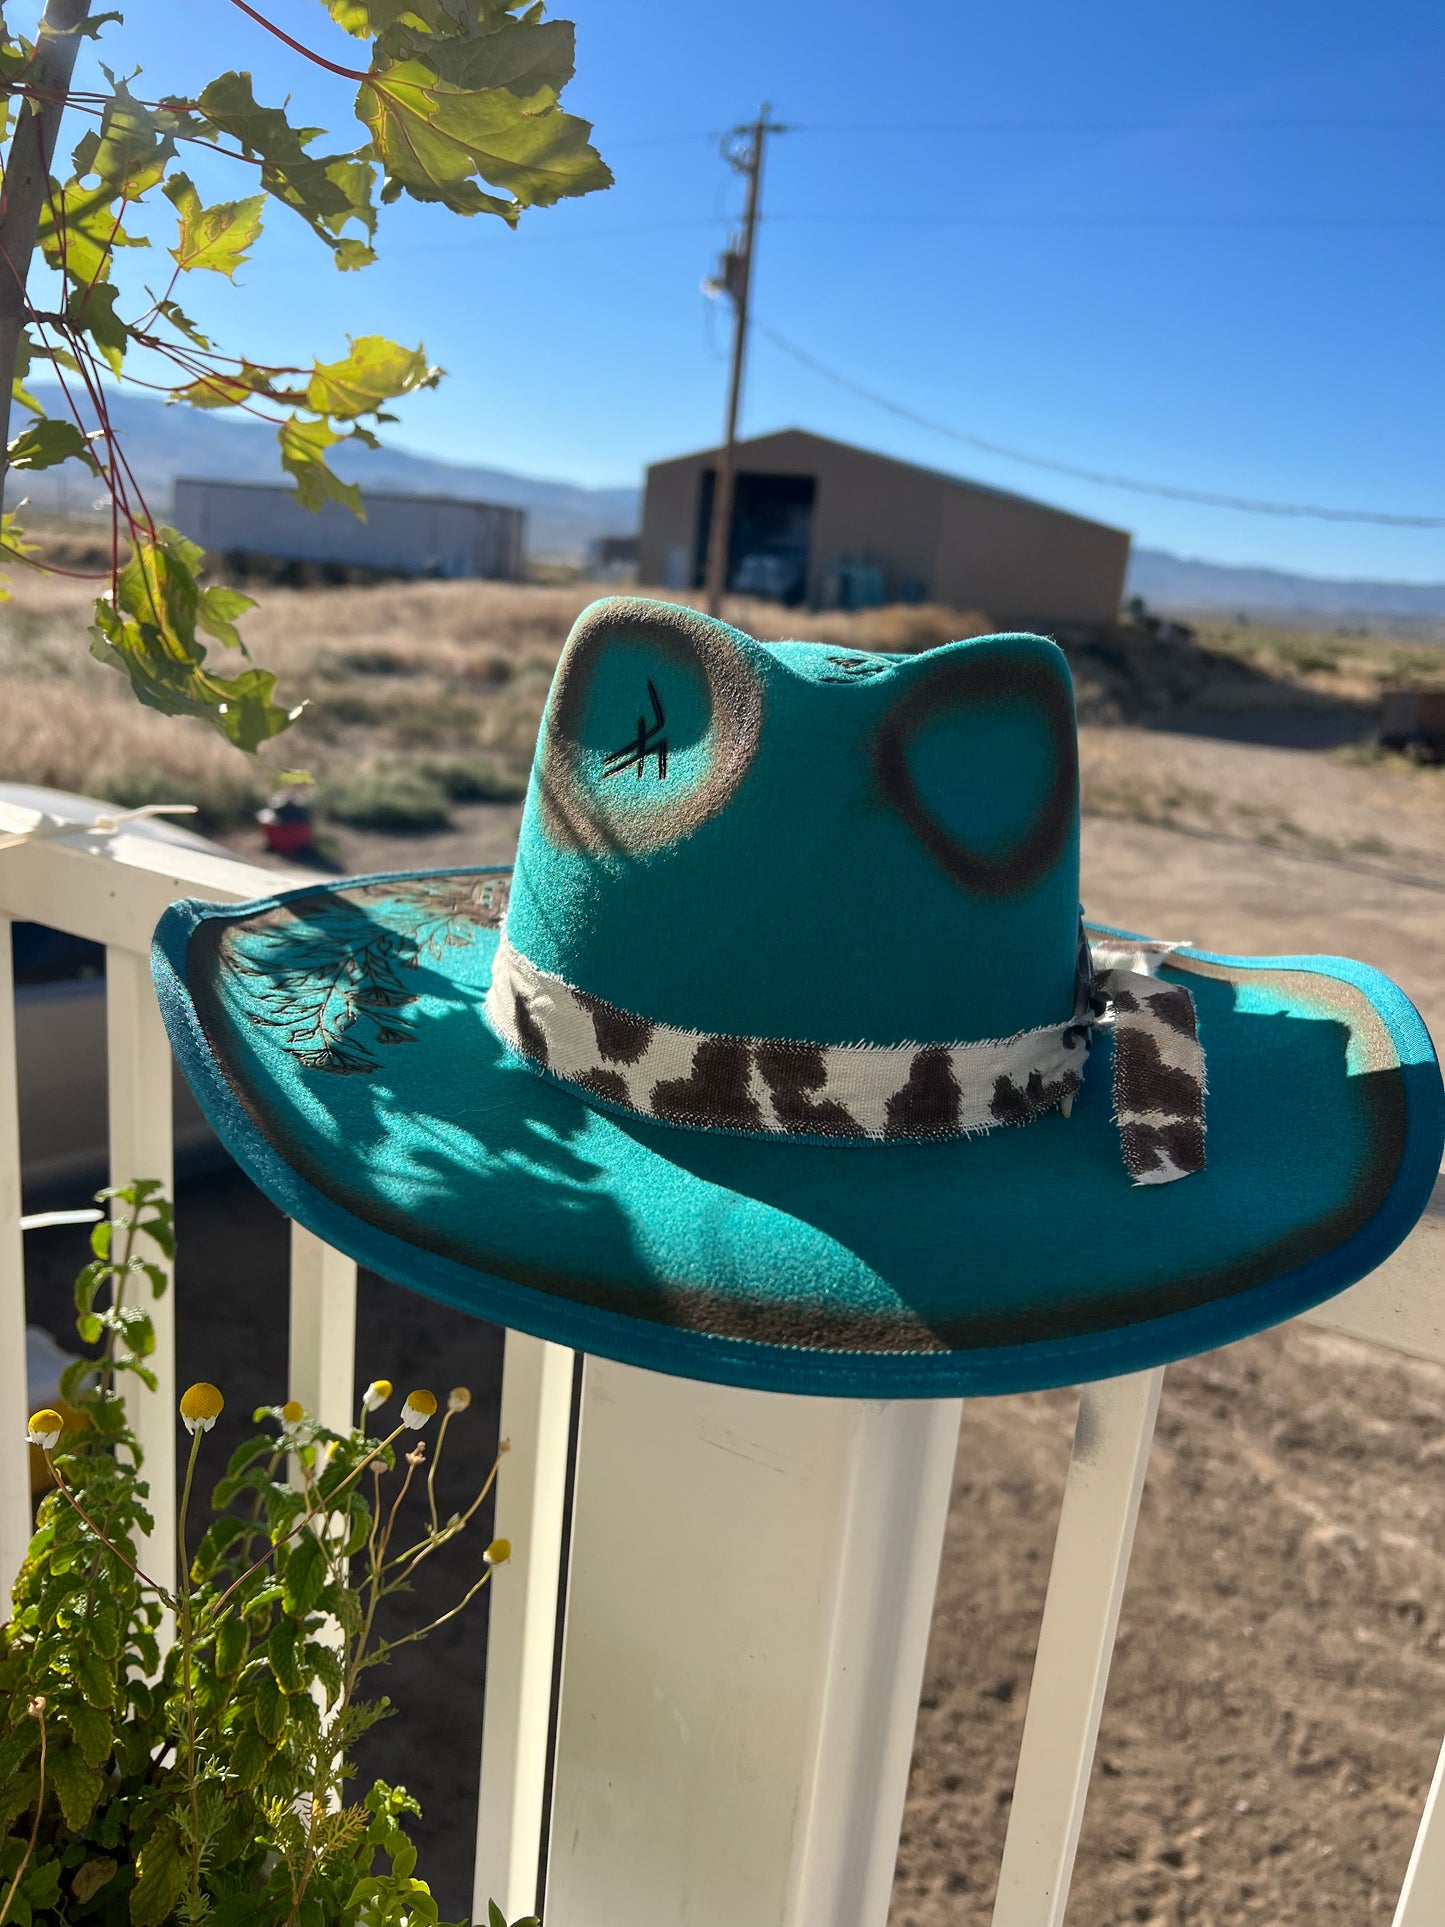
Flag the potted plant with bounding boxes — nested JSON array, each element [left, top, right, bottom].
[[1, 1181, 531, 1927]]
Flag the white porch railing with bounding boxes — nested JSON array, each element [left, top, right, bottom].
[[0, 802, 1441, 1927]]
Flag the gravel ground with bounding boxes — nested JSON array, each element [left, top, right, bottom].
[[25, 710, 1442, 1924]]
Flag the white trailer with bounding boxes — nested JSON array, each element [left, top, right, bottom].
[[172, 476, 526, 579]]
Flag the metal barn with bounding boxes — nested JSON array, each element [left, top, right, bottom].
[[173, 477, 526, 580], [638, 428, 1131, 625]]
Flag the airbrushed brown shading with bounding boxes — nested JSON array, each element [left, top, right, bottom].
[[874, 649, 1078, 896], [540, 598, 764, 855]]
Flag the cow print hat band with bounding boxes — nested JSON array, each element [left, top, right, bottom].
[[485, 922, 1207, 1187]]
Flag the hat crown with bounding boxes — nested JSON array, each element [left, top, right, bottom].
[[503, 597, 1081, 1046]]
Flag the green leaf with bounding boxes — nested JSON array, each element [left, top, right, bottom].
[[281, 1529, 326, 1617], [7, 416, 100, 474], [88, 530, 300, 750], [196, 582, 256, 651], [38, 178, 149, 287], [47, 1744, 103, 1831], [129, 1822, 186, 1927], [90, 1596, 121, 1659], [268, 1613, 303, 1694], [83, 77, 176, 200], [21, 1859, 62, 1913], [406, 16, 577, 98], [196, 73, 377, 268], [278, 416, 363, 516], [213, 1613, 247, 1678], [191, 1512, 244, 1577], [358, 58, 611, 218], [76, 1650, 115, 1708], [164, 172, 265, 278], [66, 1700, 113, 1770], [307, 335, 440, 420], [230, 1724, 269, 1788], [253, 1670, 285, 1743], [324, 0, 417, 34], [72, 1857, 119, 1905], [65, 280, 127, 373], [154, 296, 212, 348]]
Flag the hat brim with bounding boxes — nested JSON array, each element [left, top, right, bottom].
[[152, 867, 1443, 1398]]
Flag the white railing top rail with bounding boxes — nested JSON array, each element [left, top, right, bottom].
[[0, 808, 1441, 1927]]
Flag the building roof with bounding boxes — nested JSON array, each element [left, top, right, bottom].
[[646, 427, 1130, 540], [173, 476, 523, 517]]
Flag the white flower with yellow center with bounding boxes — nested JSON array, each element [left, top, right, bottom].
[[484, 1538, 511, 1567], [362, 1378, 393, 1415], [400, 1389, 437, 1430], [27, 1408, 63, 1451], [179, 1383, 224, 1435]]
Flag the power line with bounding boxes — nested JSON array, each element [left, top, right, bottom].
[[602, 117, 1444, 149], [751, 320, 1445, 528], [768, 212, 1443, 228]]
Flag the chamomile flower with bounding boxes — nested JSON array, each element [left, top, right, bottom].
[[362, 1379, 393, 1414], [447, 1386, 471, 1413], [400, 1389, 437, 1430], [280, 1399, 306, 1442], [484, 1538, 511, 1567], [27, 1409, 63, 1451], [179, 1383, 224, 1435]]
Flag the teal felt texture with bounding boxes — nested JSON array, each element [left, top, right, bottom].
[[147, 597, 1445, 1397], [506, 607, 1082, 1044]]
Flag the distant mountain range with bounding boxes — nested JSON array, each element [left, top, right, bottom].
[[1126, 547, 1445, 622], [18, 385, 1444, 619], [18, 384, 640, 561]]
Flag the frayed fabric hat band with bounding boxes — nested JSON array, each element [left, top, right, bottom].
[[484, 929, 1206, 1185]]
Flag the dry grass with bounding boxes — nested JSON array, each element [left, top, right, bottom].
[[1, 561, 1439, 834]]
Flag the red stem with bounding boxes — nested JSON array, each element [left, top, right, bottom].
[[224, 0, 371, 84]]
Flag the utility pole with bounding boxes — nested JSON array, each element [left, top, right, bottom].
[[702, 104, 789, 616]]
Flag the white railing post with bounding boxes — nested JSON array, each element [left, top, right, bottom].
[[542, 1358, 961, 1927], [473, 1334, 575, 1924], [1393, 1728, 1445, 1927], [105, 946, 176, 1598], [288, 1223, 358, 1437], [0, 916, 31, 1609], [991, 1366, 1164, 1927]]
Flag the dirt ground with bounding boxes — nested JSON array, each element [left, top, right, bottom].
[[892, 722, 1445, 1927]]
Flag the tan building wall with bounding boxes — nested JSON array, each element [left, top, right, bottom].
[[933, 485, 1130, 626], [638, 429, 1130, 627]]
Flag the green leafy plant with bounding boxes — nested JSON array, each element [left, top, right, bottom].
[[1, 1180, 531, 1927], [0, 0, 610, 754]]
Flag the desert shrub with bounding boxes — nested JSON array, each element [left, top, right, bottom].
[[422, 758, 529, 805], [319, 767, 453, 834]]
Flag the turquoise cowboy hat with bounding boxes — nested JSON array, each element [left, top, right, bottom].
[[151, 598, 1444, 1397]]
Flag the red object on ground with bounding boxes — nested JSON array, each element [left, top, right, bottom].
[[257, 798, 314, 856]]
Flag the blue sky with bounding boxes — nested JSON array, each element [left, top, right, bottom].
[[27, 0, 1445, 579]]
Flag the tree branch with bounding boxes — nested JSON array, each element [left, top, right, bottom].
[[0, 0, 93, 513]]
